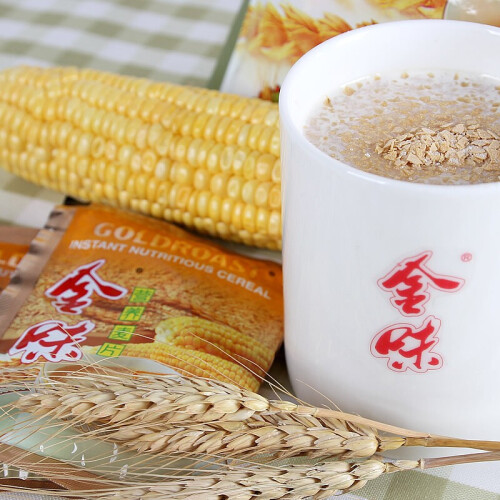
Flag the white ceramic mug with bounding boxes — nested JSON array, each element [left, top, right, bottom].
[[279, 20, 500, 440]]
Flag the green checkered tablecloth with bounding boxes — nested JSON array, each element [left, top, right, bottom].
[[0, 1, 498, 499]]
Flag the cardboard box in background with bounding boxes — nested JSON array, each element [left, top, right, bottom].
[[220, 0, 500, 97]]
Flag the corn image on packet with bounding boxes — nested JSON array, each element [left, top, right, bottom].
[[0, 226, 36, 293], [0, 204, 283, 391]]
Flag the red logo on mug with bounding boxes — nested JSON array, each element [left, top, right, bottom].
[[371, 316, 442, 373], [378, 251, 464, 316], [373, 251, 465, 373]]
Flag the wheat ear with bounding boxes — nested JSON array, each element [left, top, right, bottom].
[[3, 364, 500, 499], [0, 448, 497, 500], [13, 366, 500, 460], [0, 444, 418, 500], [13, 367, 401, 458], [103, 459, 420, 499]]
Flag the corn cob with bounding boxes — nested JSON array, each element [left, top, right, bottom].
[[155, 316, 274, 378], [119, 342, 260, 392], [0, 66, 281, 249]]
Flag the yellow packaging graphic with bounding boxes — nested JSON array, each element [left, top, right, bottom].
[[0, 227, 36, 292], [0, 205, 283, 391]]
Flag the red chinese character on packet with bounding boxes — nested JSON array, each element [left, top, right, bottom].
[[371, 315, 442, 373], [45, 259, 127, 314], [8, 319, 94, 363], [378, 251, 464, 316]]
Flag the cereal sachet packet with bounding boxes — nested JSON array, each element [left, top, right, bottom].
[[0, 205, 283, 391]]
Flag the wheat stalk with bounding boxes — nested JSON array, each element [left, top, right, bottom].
[[116, 452, 498, 500], [12, 365, 500, 460], [96, 459, 420, 499], [2, 363, 500, 499], [15, 368, 276, 424], [12, 367, 400, 459], [100, 412, 392, 459], [0, 443, 421, 499], [0, 446, 497, 500]]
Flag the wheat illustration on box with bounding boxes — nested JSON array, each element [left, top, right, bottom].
[[239, 2, 447, 67], [0, 356, 498, 499], [225, 1, 449, 100]]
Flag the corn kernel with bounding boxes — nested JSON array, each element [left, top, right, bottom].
[[236, 123, 250, 148], [208, 194, 221, 222], [179, 112, 196, 136], [269, 185, 281, 209], [196, 139, 214, 168], [175, 163, 194, 185], [224, 118, 242, 145], [118, 190, 130, 208], [203, 115, 220, 140], [271, 159, 281, 182], [135, 173, 148, 199], [130, 152, 142, 173], [219, 145, 235, 172], [125, 118, 142, 144], [116, 166, 129, 190], [242, 179, 258, 204], [104, 164, 117, 185], [210, 172, 229, 197], [268, 210, 281, 236], [146, 176, 159, 202], [196, 190, 211, 217], [270, 129, 280, 157], [250, 105, 271, 125], [207, 143, 224, 173], [193, 168, 210, 191], [220, 198, 235, 224], [135, 124, 149, 149], [186, 137, 203, 166], [243, 151, 260, 180], [239, 103, 256, 122], [147, 123, 163, 149], [256, 154, 274, 181], [176, 185, 192, 209], [174, 136, 191, 162], [227, 176, 243, 199], [154, 158, 170, 180], [191, 111, 210, 138], [231, 201, 244, 229], [104, 183, 117, 202], [247, 124, 263, 150], [155, 130, 173, 156], [141, 150, 157, 173], [90, 136, 105, 158], [105, 140, 117, 160], [257, 127, 274, 154], [214, 116, 231, 143], [156, 181, 172, 205], [256, 207, 269, 234], [254, 182, 272, 207]]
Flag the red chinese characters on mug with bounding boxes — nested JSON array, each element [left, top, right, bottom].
[[371, 251, 464, 372]]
